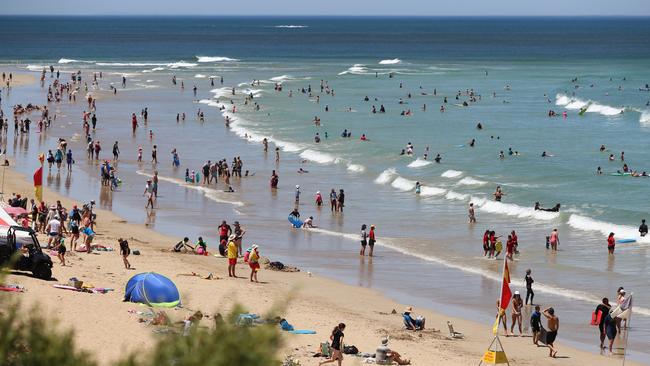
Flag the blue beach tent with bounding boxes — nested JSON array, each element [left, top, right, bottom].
[[124, 272, 180, 307]]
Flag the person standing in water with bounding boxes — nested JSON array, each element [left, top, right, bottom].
[[640, 219, 648, 237], [368, 225, 376, 257], [525, 269, 534, 305], [607, 232, 616, 254], [360, 224, 368, 256], [594, 298, 611, 350], [549, 228, 559, 251], [468, 203, 476, 223], [494, 186, 505, 201]]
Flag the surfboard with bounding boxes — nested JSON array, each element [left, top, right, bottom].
[[616, 239, 636, 243], [288, 215, 303, 228]]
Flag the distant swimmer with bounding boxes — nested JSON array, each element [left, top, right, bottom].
[[415, 182, 421, 194], [434, 154, 441, 163], [609, 154, 615, 161], [493, 186, 505, 201], [476, 123, 483, 130], [360, 134, 368, 141], [298, 168, 309, 174], [499, 151, 505, 159], [468, 203, 476, 223], [534, 202, 561, 212], [596, 166, 602, 175], [600, 144, 606, 152], [314, 133, 321, 143], [469, 139, 475, 147]]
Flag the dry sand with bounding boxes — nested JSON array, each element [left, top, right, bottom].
[[1, 163, 639, 366]]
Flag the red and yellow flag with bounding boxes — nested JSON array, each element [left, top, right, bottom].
[[493, 258, 512, 335], [34, 153, 44, 202]]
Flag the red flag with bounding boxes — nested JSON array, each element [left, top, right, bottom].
[[499, 259, 512, 313], [33, 166, 43, 202]]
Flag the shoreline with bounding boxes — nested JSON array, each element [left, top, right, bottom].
[[2, 157, 641, 365]]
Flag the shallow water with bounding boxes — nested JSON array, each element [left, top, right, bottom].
[[2, 16, 650, 363]]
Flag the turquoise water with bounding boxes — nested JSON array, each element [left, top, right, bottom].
[[2, 16, 650, 361]]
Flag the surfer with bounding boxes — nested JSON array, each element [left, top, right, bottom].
[[640, 219, 648, 237], [534, 202, 560, 212]]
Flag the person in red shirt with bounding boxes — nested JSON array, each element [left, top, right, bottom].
[[482, 230, 490, 257], [131, 113, 138, 133], [506, 235, 515, 260], [607, 232, 616, 254], [511, 230, 519, 254], [368, 225, 376, 257]]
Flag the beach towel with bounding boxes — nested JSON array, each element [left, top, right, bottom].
[[289, 330, 317, 334]]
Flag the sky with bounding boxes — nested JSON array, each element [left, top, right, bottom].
[[2, 0, 650, 16]]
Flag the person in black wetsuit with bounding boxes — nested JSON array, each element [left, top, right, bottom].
[[639, 219, 648, 237], [594, 298, 611, 350]]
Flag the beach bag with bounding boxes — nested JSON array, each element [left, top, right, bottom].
[[343, 345, 359, 355], [591, 310, 602, 326]]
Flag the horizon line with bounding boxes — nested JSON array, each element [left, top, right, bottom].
[[1, 14, 649, 18]]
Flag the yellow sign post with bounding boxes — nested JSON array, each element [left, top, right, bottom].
[[479, 335, 509, 365]]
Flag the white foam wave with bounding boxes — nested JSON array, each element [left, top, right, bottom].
[[471, 197, 558, 221], [457, 177, 487, 186], [567, 214, 649, 243], [26, 65, 47, 71], [347, 164, 366, 173], [194, 74, 207, 78], [299, 149, 340, 164], [555, 94, 623, 116], [274, 25, 308, 28], [96, 62, 168, 67], [445, 191, 469, 201], [639, 110, 650, 125], [441, 170, 463, 178], [407, 158, 432, 168], [57, 58, 95, 64], [419, 186, 447, 196], [135, 171, 244, 207], [375, 168, 397, 184], [391, 177, 417, 191], [270, 75, 293, 82], [379, 58, 401, 65], [339, 64, 368, 75], [309, 227, 650, 316], [168, 61, 198, 69], [196, 56, 239, 63], [142, 67, 165, 73], [210, 87, 233, 99]]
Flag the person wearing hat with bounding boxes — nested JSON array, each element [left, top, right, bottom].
[[227, 234, 238, 277], [46, 214, 67, 248], [248, 244, 260, 282], [143, 179, 155, 209], [510, 291, 524, 336], [402, 306, 425, 331], [375, 338, 411, 365], [233, 221, 245, 257]]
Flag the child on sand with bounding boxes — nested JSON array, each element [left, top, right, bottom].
[[119, 238, 131, 269], [248, 244, 260, 282], [55, 237, 66, 266]]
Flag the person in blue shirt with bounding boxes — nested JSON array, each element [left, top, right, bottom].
[[403, 306, 426, 331], [531, 305, 542, 346]]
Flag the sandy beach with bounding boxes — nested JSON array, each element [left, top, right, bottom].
[[1, 162, 639, 366]]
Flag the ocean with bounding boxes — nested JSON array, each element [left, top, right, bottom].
[[1, 16, 650, 361]]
